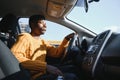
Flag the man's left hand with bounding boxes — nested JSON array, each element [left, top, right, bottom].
[[65, 33, 75, 41]]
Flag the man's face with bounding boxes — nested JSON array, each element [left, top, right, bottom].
[[32, 20, 46, 35]]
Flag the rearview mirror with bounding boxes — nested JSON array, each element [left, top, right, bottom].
[[75, 0, 100, 12]]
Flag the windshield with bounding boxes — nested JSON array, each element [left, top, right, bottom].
[[67, 0, 120, 34]]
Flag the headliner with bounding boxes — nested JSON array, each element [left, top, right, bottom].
[[0, 0, 77, 18]]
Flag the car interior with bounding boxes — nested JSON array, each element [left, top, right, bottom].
[[0, 0, 120, 80]]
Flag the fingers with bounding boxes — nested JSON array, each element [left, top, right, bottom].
[[56, 69, 63, 76], [46, 65, 63, 76], [65, 33, 75, 40], [69, 33, 75, 37]]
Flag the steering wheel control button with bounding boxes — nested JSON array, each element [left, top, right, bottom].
[[87, 45, 99, 54]]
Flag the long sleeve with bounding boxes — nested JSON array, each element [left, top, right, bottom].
[[44, 38, 69, 57], [11, 34, 46, 72]]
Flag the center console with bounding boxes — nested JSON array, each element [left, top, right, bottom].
[[82, 30, 112, 78]]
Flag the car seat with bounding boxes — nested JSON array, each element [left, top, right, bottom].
[[0, 40, 30, 80], [0, 13, 21, 48]]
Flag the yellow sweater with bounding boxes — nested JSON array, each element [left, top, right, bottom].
[[11, 33, 69, 79]]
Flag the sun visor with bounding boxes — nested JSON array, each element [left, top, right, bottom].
[[47, 1, 65, 18], [47, 0, 77, 18]]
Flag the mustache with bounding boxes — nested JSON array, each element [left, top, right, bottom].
[[40, 28, 46, 31]]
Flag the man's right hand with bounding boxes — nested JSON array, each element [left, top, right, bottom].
[[46, 65, 63, 76]]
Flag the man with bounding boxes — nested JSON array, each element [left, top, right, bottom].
[[11, 15, 77, 80]]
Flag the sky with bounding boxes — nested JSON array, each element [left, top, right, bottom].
[[68, 0, 120, 34], [19, 0, 120, 40]]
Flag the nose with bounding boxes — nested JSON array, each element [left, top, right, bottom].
[[43, 23, 46, 28]]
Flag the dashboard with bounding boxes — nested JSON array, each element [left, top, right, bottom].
[[81, 30, 120, 80]]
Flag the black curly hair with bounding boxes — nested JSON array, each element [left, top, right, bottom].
[[29, 15, 45, 29]]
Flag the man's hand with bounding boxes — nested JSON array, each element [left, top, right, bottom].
[[65, 33, 75, 41], [46, 65, 63, 76]]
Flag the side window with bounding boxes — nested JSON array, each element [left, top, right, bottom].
[[19, 18, 73, 45], [19, 18, 30, 33], [42, 21, 74, 40], [42, 21, 74, 46]]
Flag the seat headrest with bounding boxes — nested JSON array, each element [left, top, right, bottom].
[[0, 13, 18, 34]]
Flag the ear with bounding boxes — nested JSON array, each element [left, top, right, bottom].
[[30, 23, 36, 29]]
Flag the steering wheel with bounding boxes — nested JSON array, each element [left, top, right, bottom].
[[61, 33, 77, 62]]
